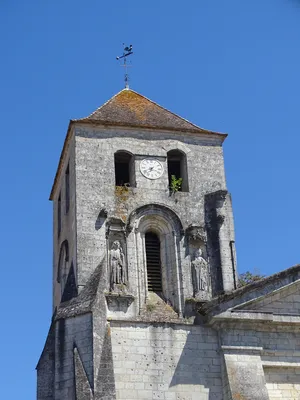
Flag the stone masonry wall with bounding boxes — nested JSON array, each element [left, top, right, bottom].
[[37, 325, 55, 400], [221, 326, 300, 351], [264, 367, 300, 399], [110, 321, 222, 400], [220, 324, 300, 399], [53, 133, 77, 309], [54, 313, 93, 400], [242, 282, 300, 315], [74, 125, 228, 293]]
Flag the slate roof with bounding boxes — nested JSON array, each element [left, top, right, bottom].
[[75, 89, 225, 135]]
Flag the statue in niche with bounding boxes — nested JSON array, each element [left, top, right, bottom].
[[110, 240, 127, 288], [192, 248, 208, 295]]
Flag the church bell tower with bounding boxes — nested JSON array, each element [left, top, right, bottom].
[[37, 88, 238, 400]]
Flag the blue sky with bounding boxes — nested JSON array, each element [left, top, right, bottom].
[[1, 0, 300, 397]]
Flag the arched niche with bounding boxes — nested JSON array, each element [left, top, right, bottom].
[[127, 204, 184, 316], [57, 240, 69, 295]]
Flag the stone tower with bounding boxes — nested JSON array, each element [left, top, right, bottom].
[[37, 88, 240, 399]]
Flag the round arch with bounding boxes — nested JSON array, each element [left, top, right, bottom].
[[127, 204, 184, 316], [57, 240, 69, 285], [127, 203, 183, 235]]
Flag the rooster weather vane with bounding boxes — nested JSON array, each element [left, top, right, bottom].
[[116, 44, 133, 89]]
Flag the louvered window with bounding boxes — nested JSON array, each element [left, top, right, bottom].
[[145, 232, 162, 292]]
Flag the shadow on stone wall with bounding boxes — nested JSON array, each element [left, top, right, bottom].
[[62, 263, 78, 302], [36, 323, 55, 400], [205, 192, 223, 296], [95, 327, 116, 400], [169, 327, 221, 400], [264, 367, 300, 384], [95, 208, 107, 231]]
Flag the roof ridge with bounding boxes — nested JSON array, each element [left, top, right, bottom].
[[123, 89, 208, 133], [73, 88, 225, 135], [198, 263, 300, 317]]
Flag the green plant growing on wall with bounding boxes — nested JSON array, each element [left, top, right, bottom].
[[170, 175, 183, 194], [238, 269, 265, 287], [146, 303, 156, 312]]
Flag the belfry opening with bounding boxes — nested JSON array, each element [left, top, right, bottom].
[[145, 232, 162, 292], [114, 151, 131, 186]]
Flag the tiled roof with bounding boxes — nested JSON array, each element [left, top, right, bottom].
[[76, 89, 224, 135]]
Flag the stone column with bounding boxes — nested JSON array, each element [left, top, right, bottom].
[[173, 230, 183, 317], [226, 193, 238, 288], [215, 191, 236, 292]]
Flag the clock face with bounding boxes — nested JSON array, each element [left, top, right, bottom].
[[140, 159, 164, 180]]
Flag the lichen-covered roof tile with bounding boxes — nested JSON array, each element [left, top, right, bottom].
[[76, 89, 224, 135]]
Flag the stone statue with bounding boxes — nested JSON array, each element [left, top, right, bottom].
[[192, 248, 208, 295], [110, 240, 127, 288]]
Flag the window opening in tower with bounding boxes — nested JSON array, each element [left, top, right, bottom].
[[145, 232, 162, 292], [114, 151, 131, 186], [167, 150, 187, 192]]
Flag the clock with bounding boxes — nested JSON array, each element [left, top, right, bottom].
[[140, 159, 164, 180]]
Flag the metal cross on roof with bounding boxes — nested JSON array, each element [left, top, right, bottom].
[[116, 44, 133, 89]]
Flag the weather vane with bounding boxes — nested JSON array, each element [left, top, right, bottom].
[[116, 44, 133, 89]]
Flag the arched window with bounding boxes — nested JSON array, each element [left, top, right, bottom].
[[167, 150, 189, 192], [129, 204, 184, 315], [145, 232, 162, 292], [114, 151, 135, 187], [57, 240, 69, 294]]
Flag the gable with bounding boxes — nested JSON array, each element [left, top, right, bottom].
[[76, 89, 227, 136], [234, 280, 300, 315]]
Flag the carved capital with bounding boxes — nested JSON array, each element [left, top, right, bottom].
[[106, 216, 126, 231], [185, 225, 207, 242]]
